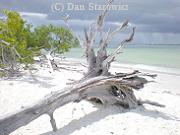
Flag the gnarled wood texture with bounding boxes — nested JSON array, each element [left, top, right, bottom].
[[0, 1, 163, 135], [0, 72, 149, 135]]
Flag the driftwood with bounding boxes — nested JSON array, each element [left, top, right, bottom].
[[0, 39, 21, 77], [0, 1, 164, 134], [0, 71, 159, 135]]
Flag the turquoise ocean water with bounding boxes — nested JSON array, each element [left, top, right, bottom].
[[65, 45, 180, 69]]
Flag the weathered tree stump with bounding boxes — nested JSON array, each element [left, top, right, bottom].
[[0, 1, 164, 134]]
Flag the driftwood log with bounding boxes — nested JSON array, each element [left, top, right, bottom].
[[0, 71, 159, 135], [0, 1, 164, 134]]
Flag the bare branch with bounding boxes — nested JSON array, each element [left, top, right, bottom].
[[62, 14, 70, 29], [13, 47, 21, 58], [97, 19, 129, 57], [106, 20, 129, 44], [0, 39, 10, 46], [83, 28, 97, 72], [102, 27, 136, 68], [97, 0, 114, 31]]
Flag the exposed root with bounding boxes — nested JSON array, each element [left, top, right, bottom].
[[138, 99, 165, 108]]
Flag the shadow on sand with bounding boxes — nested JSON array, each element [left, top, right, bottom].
[[40, 105, 180, 135], [20, 74, 55, 88], [13, 71, 56, 88]]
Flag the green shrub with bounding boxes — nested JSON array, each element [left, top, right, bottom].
[[32, 24, 79, 53], [0, 10, 79, 76], [0, 10, 35, 66]]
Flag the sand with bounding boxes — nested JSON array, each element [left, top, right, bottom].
[[0, 58, 180, 135]]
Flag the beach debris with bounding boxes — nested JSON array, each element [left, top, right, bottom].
[[0, 1, 163, 134], [0, 39, 22, 77]]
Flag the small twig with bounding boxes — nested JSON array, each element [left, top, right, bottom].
[[48, 112, 57, 132], [0, 39, 10, 46]]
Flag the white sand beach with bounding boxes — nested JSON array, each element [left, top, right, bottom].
[[0, 58, 180, 135]]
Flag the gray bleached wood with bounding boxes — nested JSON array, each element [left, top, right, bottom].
[[0, 73, 149, 135], [0, 1, 164, 134]]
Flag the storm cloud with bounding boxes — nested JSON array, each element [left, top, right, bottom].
[[0, 0, 180, 44]]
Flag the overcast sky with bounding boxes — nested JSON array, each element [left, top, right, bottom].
[[0, 0, 180, 44]]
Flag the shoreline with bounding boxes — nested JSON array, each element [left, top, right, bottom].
[[64, 46, 180, 70], [65, 57, 180, 76], [0, 57, 180, 135]]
